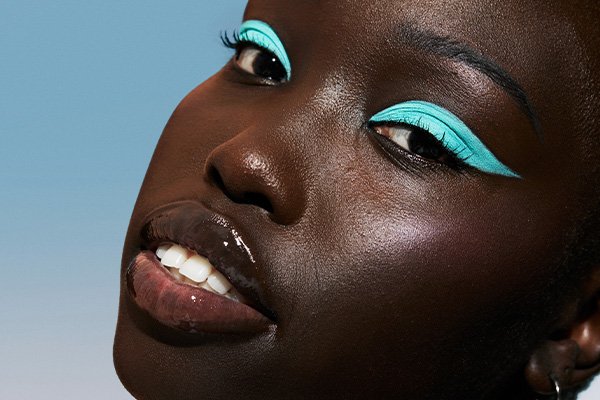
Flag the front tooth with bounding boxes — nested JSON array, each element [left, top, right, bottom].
[[161, 244, 189, 268], [200, 282, 217, 294], [156, 243, 172, 259], [207, 271, 232, 295], [179, 255, 213, 283]]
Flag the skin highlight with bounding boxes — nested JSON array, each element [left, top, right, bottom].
[[114, 1, 600, 399]]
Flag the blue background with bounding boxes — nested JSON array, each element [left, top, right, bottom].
[[0, 1, 245, 398], [0, 1, 598, 399]]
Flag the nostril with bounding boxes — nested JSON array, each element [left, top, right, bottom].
[[207, 165, 275, 214], [239, 192, 274, 214], [208, 165, 226, 193]]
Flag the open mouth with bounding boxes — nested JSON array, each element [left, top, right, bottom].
[[156, 243, 243, 302], [126, 202, 275, 335]]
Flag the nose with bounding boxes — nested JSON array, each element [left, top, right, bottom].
[[204, 129, 307, 225]]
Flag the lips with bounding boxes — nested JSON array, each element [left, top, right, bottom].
[[126, 201, 275, 334]]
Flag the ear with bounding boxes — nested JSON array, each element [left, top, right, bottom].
[[525, 271, 600, 395]]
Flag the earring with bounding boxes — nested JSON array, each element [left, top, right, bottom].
[[551, 375, 563, 400]]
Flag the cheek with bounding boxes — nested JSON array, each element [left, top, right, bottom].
[[280, 166, 575, 394]]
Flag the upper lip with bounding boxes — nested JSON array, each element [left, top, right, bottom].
[[137, 200, 277, 321]]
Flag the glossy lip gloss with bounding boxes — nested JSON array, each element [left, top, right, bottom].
[[126, 202, 275, 334]]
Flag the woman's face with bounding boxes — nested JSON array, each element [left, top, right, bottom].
[[114, 0, 599, 398]]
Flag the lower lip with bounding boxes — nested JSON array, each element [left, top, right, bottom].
[[126, 251, 273, 334]]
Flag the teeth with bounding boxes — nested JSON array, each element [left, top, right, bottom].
[[169, 267, 184, 282], [207, 271, 233, 295], [155, 242, 239, 302], [200, 281, 217, 294], [180, 255, 213, 283], [156, 243, 172, 259], [161, 244, 189, 268]]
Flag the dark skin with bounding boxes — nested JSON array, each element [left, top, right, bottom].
[[114, 0, 600, 399]]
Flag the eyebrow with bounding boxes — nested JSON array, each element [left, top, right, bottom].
[[398, 24, 542, 138]]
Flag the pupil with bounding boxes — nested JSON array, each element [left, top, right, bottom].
[[252, 51, 286, 82], [407, 126, 452, 163]]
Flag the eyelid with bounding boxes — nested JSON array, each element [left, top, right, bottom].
[[369, 100, 521, 178], [239, 20, 292, 80]]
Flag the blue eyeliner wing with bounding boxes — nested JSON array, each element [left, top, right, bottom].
[[239, 20, 292, 80], [369, 100, 521, 178]]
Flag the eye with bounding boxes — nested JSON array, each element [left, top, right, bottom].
[[224, 20, 292, 83], [369, 100, 520, 178], [235, 46, 288, 83], [373, 123, 463, 168]]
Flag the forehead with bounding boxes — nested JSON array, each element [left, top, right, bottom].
[[244, 0, 579, 84]]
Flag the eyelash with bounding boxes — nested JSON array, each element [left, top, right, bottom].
[[370, 118, 471, 171], [221, 30, 271, 56], [220, 30, 241, 50], [403, 118, 471, 164]]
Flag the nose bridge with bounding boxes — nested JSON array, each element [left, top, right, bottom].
[[265, 73, 362, 154]]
